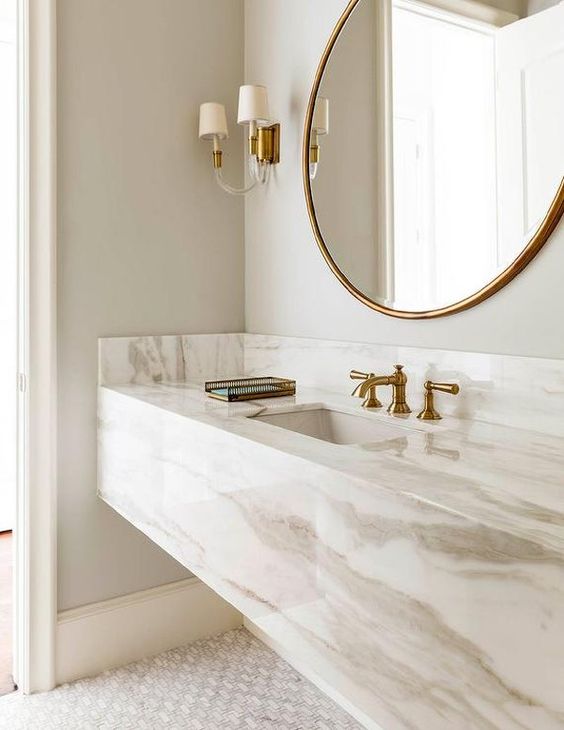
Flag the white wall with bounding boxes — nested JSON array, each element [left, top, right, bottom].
[[0, 0, 14, 22], [245, 0, 564, 359], [58, 0, 245, 610]]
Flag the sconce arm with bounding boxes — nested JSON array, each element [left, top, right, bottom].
[[214, 167, 258, 196]]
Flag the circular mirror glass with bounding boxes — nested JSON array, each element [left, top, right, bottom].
[[305, 0, 564, 318]]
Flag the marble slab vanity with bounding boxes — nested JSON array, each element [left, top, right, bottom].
[[98, 333, 564, 730]]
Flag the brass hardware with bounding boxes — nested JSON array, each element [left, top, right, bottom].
[[350, 369, 372, 379], [212, 150, 223, 169], [203, 122, 279, 194], [350, 364, 411, 414], [310, 128, 320, 164], [302, 0, 564, 320], [388, 364, 410, 415], [257, 123, 280, 164], [350, 370, 382, 409], [417, 381, 460, 420]]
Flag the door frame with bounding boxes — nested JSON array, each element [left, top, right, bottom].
[[14, 0, 57, 694]]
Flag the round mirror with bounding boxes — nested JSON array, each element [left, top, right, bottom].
[[304, 0, 564, 319]]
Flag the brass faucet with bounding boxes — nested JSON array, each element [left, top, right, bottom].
[[417, 381, 460, 420], [350, 365, 411, 415]]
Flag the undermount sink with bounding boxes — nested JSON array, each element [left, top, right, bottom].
[[251, 407, 411, 445]]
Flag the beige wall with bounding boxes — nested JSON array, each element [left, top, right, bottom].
[[245, 0, 564, 359], [57, 0, 245, 609], [527, 0, 559, 13], [482, 0, 526, 13]]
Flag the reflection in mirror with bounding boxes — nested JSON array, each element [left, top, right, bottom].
[[309, 97, 329, 180], [309, 0, 564, 314]]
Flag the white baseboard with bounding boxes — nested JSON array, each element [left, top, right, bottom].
[[56, 578, 242, 685], [243, 618, 381, 730]]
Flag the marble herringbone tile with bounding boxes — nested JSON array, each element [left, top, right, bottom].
[[0, 628, 361, 729]]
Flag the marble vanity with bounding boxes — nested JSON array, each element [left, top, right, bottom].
[[98, 333, 564, 730]]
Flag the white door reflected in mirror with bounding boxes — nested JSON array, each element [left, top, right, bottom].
[[308, 0, 564, 314]]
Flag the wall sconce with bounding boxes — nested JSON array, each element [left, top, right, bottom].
[[309, 97, 329, 180], [199, 85, 280, 196]]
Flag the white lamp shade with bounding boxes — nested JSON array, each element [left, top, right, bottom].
[[313, 97, 329, 135], [237, 85, 270, 125], [199, 102, 229, 140]]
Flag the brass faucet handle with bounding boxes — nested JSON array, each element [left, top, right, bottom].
[[350, 370, 373, 380], [417, 381, 460, 420], [349, 370, 382, 408], [426, 381, 460, 395], [350, 370, 373, 396], [393, 364, 407, 383]]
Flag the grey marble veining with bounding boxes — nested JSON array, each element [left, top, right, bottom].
[[98, 375, 564, 729], [98, 333, 244, 386], [99, 332, 564, 436], [243, 334, 564, 437]]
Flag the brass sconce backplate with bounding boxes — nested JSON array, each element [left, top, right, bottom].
[[258, 124, 280, 165]]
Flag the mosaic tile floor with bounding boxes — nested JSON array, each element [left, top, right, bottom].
[[0, 628, 361, 729]]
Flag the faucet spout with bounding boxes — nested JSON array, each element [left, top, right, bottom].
[[349, 365, 411, 414], [354, 375, 393, 399], [349, 370, 388, 409]]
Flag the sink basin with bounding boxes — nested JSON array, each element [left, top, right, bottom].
[[251, 407, 411, 445]]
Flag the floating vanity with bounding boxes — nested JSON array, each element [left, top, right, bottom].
[[97, 0, 564, 724], [98, 333, 564, 730]]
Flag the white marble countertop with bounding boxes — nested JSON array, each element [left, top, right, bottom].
[[99, 378, 564, 728], [103, 380, 564, 556], [98, 333, 564, 728]]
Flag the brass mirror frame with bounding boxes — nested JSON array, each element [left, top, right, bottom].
[[303, 0, 564, 320]]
